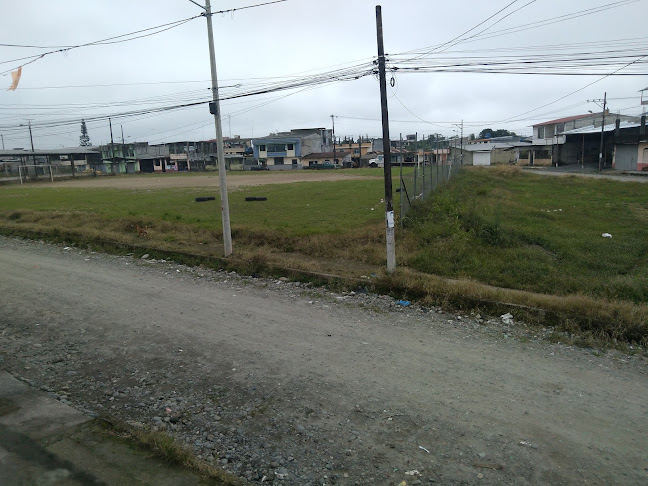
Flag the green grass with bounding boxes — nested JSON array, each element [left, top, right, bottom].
[[342, 166, 415, 177], [403, 167, 648, 303], [0, 180, 386, 236]]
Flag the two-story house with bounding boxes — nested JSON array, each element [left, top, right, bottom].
[[531, 111, 641, 166], [252, 128, 333, 169]]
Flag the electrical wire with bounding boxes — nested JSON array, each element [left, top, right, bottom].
[[0, 0, 288, 76], [393, 0, 640, 58]]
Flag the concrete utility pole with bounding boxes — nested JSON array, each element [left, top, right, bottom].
[[460, 119, 464, 167], [189, 0, 233, 256], [358, 134, 362, 167], [109, 117, 116, 175], [375, 5, 396, 273], [26, 121, 35, 164], [26, 120, 36, 178], [399, 133, 403, 228], [1, 133, 4, 150], [598, 92, 607, 172], [331, 115, 336, 163], [206, 0, 233, 256]]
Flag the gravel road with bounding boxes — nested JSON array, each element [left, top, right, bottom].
[[1, 236, 646, 485]]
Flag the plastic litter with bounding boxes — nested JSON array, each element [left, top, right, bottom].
[[405, 470, 421, 476], [500, 313, 514, 325], [419, 445, 430, 453], [398, 482, 407, 486], [602, 233, 612, 238], [398, 300, 410, 306]]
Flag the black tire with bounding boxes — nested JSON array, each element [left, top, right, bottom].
[[245, 197, 268, 202], [195, 196, 216, 202]]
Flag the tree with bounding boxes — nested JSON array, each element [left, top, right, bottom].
[[478, 128, 517, 139], [79, 119, 91, 146]]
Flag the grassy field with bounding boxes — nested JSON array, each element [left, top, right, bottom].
[[2, 167, 648, 344], [0, 176, 391, 268], [401, 167, 648, 304]]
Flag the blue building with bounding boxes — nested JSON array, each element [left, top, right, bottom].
[[252, 128, 332, 169]]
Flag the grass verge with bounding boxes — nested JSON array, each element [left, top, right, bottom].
[[98, 418, 247, 485]]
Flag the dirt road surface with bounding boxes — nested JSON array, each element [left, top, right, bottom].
[[33, 171, 380, 190], [1, 236, 646, 485]]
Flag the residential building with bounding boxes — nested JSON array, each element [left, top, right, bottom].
[[252, 128, 332, 169], [99, 143, 138, 174], [610, 116, 647, 170], [136, 143, 170, 173], [336, 138, 373, 166], [0, 147, 102, 177], [531, 111, 641, 166]]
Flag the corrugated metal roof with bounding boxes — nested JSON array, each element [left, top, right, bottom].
[[0, 147, 100, 156], [561, 121, 640, 135], [532, 113, 599, 127], [460, 142, 533, 152]]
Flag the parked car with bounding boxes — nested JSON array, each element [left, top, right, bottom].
[[369, 155, 384, 168]]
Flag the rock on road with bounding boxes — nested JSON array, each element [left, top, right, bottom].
[[0, 236, 646, 485]]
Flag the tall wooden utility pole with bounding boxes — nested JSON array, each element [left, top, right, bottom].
[[598, 92, 607, 172], [375, 5, 396, 273]]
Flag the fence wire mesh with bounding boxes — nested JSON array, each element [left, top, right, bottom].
[[399, 161, 461, 224]]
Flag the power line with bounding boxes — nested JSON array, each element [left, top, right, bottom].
[[405, 0, 523, 61], [393, 0, 641, 59], [0, 17, 200, 75], [0, 0, 289, 76], [494, 54, 648, 124]]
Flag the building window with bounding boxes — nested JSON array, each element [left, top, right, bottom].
[[258, 145, 266, 151], [556, 123, 565, 134], [292, 159, 297, 165], [538, 126, 545, 139], [287, 143, 294, 151], [274, 157, 284, 165], [267, 143, 286, 153], [353, 149, 360, 154], [155, 160, 161, 167]]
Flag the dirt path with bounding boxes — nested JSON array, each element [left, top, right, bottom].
[[31, 171, 380, 190], [523, 167, 648, 183], [1, 236, 646, 485]]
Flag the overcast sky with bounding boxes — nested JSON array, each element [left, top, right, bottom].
[[1, 0, 646, 149]]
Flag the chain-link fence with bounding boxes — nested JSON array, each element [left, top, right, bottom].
[[399, 161, 461, 224]]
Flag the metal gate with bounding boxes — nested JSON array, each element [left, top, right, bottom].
[[473, 151, 491, 166], [615, 144, 638, 171]]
